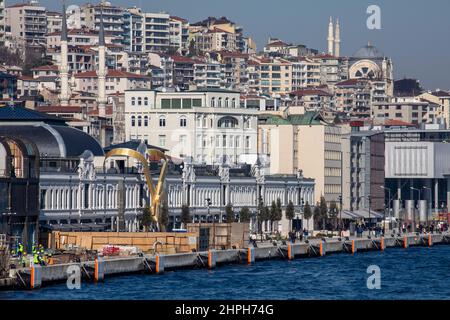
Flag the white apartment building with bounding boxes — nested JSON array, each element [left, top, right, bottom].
[[81, 3, 124, 39], [46, 11, 62, 35], [291, 57, 321, 90], [169, 16, 189, 53], [0, 0, 5, 45], [5, 2, 47, 47], [124, 89, 258, 165], [194, 59, 224, 89], [143, 12, 170, 53]]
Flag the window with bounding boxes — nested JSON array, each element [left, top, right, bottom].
[[225, 98, 229, 108], [131, 97, 136, 106], [235, 136, 240, 148], [158, 135, 166, 147], [144, 97, 149, 106], [218, 116, 238, 128], [218, 97, 222, 107], [211, 97, 215, 107], [131, 115, 136, 126], [138, 97, 142, 106], [193, 99, 202, 107], [179, 135, 187, 144], [161, 99, 171, 109], [137, 115, 142, 127], [159, 116, 166, 127], [245, 136, 251, 149], [182, 99, 192, 109], [172, 99, 181, 109], [144, 116, 149, 126], [232, 98, 236, 108], [180, 116, 187, 127], [216, 135, 221, 147]]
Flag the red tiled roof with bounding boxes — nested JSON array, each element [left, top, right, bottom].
[[170, 16, 188, 23], [314, 53, 337, 59], [289, 89, 331, 97], [32, 65, 59, 71], [170, 55, 196, 64], [36, 106, 83, 113], [266, 40, 288, 47], [384, 119, 416, 127], [74, 69, 150, 79]]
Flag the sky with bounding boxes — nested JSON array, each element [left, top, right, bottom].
[[35, 0, 450, 90]]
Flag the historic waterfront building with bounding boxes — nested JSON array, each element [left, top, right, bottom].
[[124, 89, 259, 166]]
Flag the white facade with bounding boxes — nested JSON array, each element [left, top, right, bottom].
[[143, 12, 170, 53], [124, 89, 258, 165]]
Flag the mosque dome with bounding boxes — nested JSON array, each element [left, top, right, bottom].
[[353, 42, 385, 58]]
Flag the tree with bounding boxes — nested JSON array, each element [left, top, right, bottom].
[[285, 201, 295, 231], [159, 201, 169, 232], [239, 207, 251, 223], [319, 196, 328, 230], [225, 203, 234, 223], [187, 39, 197, 57], [313, 204, 321, 230], [270, 201, 278, 233], [257, 200, 268, 234], [303, 202, 313, 231], [181, 204, 191, 228], [328, 199, 339, 230], [140, 207, 153, 232]]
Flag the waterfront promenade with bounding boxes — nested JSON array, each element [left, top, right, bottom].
[[1, 232, 448, 291]]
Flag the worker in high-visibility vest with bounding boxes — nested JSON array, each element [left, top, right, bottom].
[[16, 243, 24, 259], [33, 252, 40, 265]]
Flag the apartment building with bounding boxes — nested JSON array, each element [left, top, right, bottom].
[[289, 89, 332, 111], [5, 2, 47, 47], [46, 10, 62, 34], [315, 54, 341, 89], [371, 97, 442, 125], [124, 89, 258, 165], [258, 111, 343, 204], [291, 57, 320, 90], [417, 91, 450, 128], [250, 56, 292, 95], [194, 59, 224, 89], [143, 12, 170, 53], [82, 3, 124, 39], [122, 8, 143, 52], [169, 16, 189, 53], [214, 51, 249, 91], [0, 0, 6, 45]]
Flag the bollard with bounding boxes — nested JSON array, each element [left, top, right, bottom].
[[247, 246, 255, 264], [287, 243, 294, 260], [351, 240, 357, 254], [404, 236, 409, 249], [319, 242, 326, 256], [30, 264, 42, 289], [94, 257, 105, 282], [380, 237, 385, 251], [155, 254, 165, 274], [428, 234, 433, 247], [208, 250, 217, 269]]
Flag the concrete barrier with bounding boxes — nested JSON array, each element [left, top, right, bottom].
[[156, 254, 165, 274], [94, 258, 105, 282], [30, 264, 42, 289], [208, 250, 217, 269], [247, 247, 255, 264]]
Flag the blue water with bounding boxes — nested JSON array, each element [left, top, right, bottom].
[[2, 246, 450, 300]]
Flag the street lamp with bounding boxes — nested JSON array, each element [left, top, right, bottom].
[[410, 187, 421, 232], [380, 186, 391, 236], [423, 186, 432, 228]]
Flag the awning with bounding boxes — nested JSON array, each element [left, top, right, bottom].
[[340, 209, 384, 220]]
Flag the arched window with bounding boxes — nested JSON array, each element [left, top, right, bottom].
[[131, 116, 136, 126], [180, 116, 187, 127], [137, 115, 142, 127], [211, 97, 215, 107], [218, 116, 239, 128], [232, 98, 236, 108], [159, 116, 166, 127], [144, 116, 149, 126], [218, 97, 222, 108], [225, 98, 229, 108], [144, 97, 149, 106], [138, 97, 142, 106], [131, 97, 136, 106]]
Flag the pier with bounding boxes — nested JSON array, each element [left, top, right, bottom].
[[2, 232, 449, 290]]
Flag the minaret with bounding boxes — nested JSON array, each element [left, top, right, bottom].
[[334, 18, 341, 57], [97, 7, 107, 117], [59, 1, 70, 106], [327, 16, 334, 56]]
